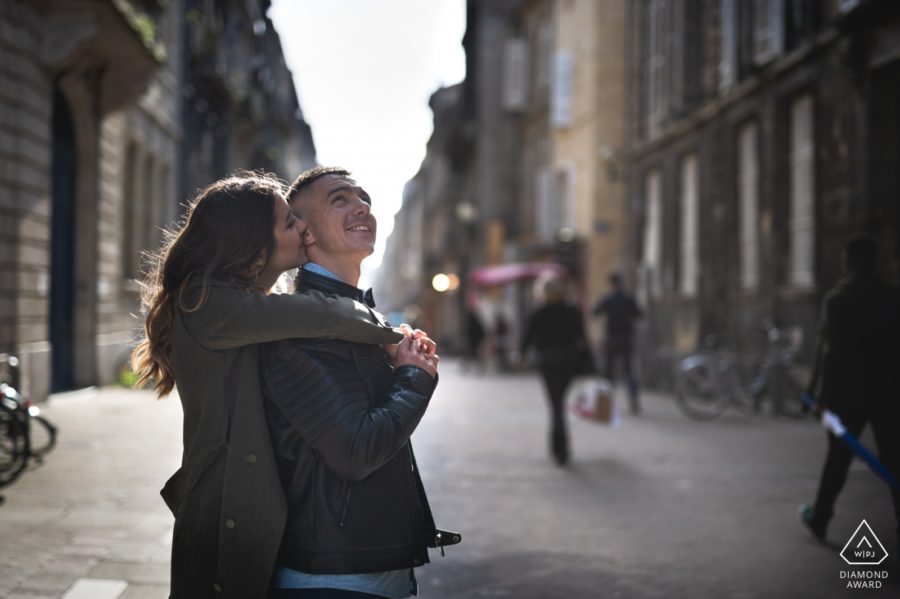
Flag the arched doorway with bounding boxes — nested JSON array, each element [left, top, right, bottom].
[[50, 87, 76, 391]]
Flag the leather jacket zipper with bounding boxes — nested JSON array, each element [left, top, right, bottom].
[[338, 484, 353, 527]]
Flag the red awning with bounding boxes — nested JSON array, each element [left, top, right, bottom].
[[467, 262, 567, 287]]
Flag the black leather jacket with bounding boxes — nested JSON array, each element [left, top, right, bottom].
[[260, 270, 454, 574]]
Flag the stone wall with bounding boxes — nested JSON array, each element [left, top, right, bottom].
[[0, 1, 54, 400]]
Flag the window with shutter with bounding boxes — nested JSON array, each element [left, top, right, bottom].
[[122, 142, 140, 280], [789, 95, 815, 289], [738, 123, 760, 290], [680, 154, 699, 297], [551, 49, 573, 127], [643, 171, 663, 298], [753, 0, 784, 66], [720, 0, 737, 91], [503, 38, 529, 112], [646, 0, 669, 137], [671, 1, 684, 114]]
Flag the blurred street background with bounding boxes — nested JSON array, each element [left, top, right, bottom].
[[1, 360, 896, 599], [2, 0, 900, 597]]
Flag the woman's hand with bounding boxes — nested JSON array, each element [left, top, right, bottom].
[[392, 335, 439, 378], [384, 323, 438, 362], [397, 323, 437, 357]]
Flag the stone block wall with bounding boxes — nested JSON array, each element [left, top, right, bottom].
[[0, 1, 54, 400]]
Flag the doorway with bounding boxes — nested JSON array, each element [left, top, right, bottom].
[[50, 87, 76, 391]]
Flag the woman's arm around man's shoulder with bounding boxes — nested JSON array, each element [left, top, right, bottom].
[[180, 280, 402, 350]]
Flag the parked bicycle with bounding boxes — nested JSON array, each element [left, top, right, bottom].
[[674, 319, 807, 421], [0, 354, 57, 490], [0, 385, 28, 489]]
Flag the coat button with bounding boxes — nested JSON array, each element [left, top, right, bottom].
[[224, 518, 236, 529], [245, 453, 258, 464], [213, 582, 223, 592], [412, 558, 421, 565]]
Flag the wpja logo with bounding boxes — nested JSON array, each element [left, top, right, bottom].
[[839, 519, 889, 590]]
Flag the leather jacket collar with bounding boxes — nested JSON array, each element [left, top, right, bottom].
[[297, 269, 375, 308]]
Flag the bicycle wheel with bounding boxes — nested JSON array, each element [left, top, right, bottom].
[[675, 361, 729, 420], [0, 405, 29, 488], [28, 414, 57, 456]]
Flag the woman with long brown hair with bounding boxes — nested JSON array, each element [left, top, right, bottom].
[[132, 172, 402, 599]]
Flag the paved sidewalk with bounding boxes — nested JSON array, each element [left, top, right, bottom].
[[0, 360, 897, 598], [0, 387, 180, 599]]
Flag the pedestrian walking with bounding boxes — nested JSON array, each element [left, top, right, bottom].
[[521, 275, 593, 466], [260, 166, 457, 598], [592, 272, 643, 414], [131, 172, 403, 599], [463, 307, 486, 373], [799, 234, 900, 552], [493, 312, 512, 372]]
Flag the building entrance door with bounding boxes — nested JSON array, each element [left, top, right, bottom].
[[50, 88, 76, 391]]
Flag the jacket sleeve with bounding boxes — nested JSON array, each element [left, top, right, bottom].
[[180, 281, 403, 350], [263, 342, 437, 481]]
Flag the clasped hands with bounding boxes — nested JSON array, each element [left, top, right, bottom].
[[384, 324, 439, 378]]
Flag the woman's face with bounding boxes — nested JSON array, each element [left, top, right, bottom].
[[257, 194, 306, 286]]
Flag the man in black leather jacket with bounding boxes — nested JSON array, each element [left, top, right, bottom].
[[260, 166, 458, 599]]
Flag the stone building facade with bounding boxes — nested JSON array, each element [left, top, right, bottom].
[[378, 0, 627, 353], [180, 0, 316, 202], [376, 84, 474, 350], [550, 0, 625, 331], [1, 0, 316, 401], [623, 0, 900, 385], [1, 0, 175, 401]]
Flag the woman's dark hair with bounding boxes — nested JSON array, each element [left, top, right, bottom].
[[132, 171, 286, 397]]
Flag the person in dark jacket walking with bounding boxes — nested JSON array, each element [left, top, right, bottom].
[[463, 307, 486, 373], [521, 275, 592, 466], [592, 272, 643, 414], [260, 167, 457, 599], [799, 235, 900, 548]]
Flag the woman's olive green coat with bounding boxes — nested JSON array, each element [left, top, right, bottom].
[[161, 280, 401, 599]]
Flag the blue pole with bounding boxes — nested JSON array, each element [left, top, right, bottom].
[[801, 393, 900, 492]]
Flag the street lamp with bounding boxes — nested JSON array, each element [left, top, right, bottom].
[[432, 273, 460, 293], [432, 273, 451, 293]]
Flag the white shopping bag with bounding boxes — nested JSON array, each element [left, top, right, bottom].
[[569, 377, 620, 426]]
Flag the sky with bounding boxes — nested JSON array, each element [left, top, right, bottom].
[[267, 0, 467, 287]]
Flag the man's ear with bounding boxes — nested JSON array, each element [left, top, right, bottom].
[[302, 227, 317, 246]]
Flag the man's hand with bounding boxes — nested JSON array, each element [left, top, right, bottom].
[[392, 335, 439, 378]]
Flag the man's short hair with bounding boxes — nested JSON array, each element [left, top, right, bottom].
[[845, 234, 878, 275], [286, 166, 352, 204]]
